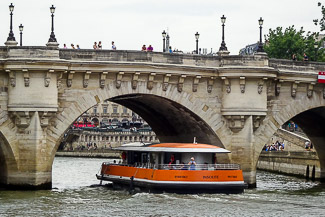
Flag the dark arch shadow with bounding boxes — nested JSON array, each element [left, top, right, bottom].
[[109, 93, 223, 147], [0, 132, 18, 187], [291, 106, 325, 182]]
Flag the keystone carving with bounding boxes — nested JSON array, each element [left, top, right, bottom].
[[132, 72, 140, 89], [7, 70, 15, 87], [23, 70, 29, 87], [192, 76, 201, 92], [240, 77, 245, 93], [207, 77, 214, 93], [291, 82, 298, 97], [178, 75, 186, 92], [162, 74, 171, 91], [116, 72, 124, 89], [222, 77, 231, 93], [100, 72, 108, 89], [307, 83, 314, 98], [147, 73, 156, 90], [67, 71, 75, 87], [83, 71, 91, 88]]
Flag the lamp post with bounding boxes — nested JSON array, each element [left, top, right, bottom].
[[314, 43, 318, 61], [219, 15, 227, 51], [195, 32, 200, 54], [48, 5, 57, 43], [257, 17, 264, 52], [7, 3, 16, 42], [19, 24, 24, 46], [166, 34, 170, 52], [162, 30, 167, 52]]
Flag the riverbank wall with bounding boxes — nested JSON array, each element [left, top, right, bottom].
[[257, 151, 320, 180], [56, 150, 120, 158]]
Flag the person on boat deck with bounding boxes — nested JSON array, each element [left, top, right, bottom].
[[180, 162, 187, 170], [188, 157, 196, 170], [169, 154, 176, 169]]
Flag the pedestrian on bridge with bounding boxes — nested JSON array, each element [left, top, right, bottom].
[[112, 41, 116, 50]]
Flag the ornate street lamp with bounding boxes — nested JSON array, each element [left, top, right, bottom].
[[7, 3, 16, 42], [195, 32, 200, 54], [19, 24, 24, 46], [162, 30, 167, 52], [219, 15, 227, 51], [257, 17, 264, 52], [48, 5, 57, 43]]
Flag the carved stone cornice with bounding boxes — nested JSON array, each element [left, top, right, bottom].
[[100, 72, 108, 89], [240, 77, 245, 93], [57, 72, 64, 88], [207, 77, 215, 93], [83, 71, 91, 88], [221, 77, 231, 93], [192, 75, 201, 92], [9, 111, 30, 128], [224, 115, 247, 133], [132, 72, 140, 89], [307, 83, 314, 98], [275, 79, 283, 96], [9, 110, 56, 128], [23, 69, 29, 87], [67, 71, 75, 87], [162, 74, 171, 91], [147, 73, 156, 90], [291, 81, 299, 97], [45, 70, 53, 87], [7, 70, 15, 87], [177, 75, 186, 92], [257, 78, 267, 94], [116, 71, 124, 89]]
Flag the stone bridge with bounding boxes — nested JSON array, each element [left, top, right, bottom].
[[0, 46, 324, 189]]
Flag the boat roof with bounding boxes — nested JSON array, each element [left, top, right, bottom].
[[114, 142, 230, 153]]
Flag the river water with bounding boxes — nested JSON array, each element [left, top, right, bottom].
[[1, 157, 325, 217]]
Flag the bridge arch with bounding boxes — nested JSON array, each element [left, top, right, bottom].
[[47, 80, 227, 169], [0, 129, 19, 187], [255, 93, 325, 180]]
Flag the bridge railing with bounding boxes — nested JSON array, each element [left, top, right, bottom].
[[102, 162, 241, 170]]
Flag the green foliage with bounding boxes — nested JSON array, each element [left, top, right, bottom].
[[265, 2, 325, 62], [264, 26, 325, 61], [313, 2, 325, 31]]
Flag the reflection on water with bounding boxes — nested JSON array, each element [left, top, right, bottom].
[[1, 157, 325, 216]]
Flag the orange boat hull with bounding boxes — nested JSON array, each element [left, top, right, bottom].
[[97, 164, 246, 193]]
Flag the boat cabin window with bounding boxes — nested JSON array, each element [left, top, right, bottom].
[[127, 151, 150, 165]]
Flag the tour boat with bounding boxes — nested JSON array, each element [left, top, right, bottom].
[[96, 142, 246, 193]]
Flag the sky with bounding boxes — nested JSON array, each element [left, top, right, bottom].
[[0, 0, 323, 54]]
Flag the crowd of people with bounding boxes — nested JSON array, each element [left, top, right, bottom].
[[61, 41, 179, 53], [263, 140, 285, 151]]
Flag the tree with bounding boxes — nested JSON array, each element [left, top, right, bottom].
[[264, 26, 325, 61], [264, 2, 325, 61], [313, 2, 325, 31]]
